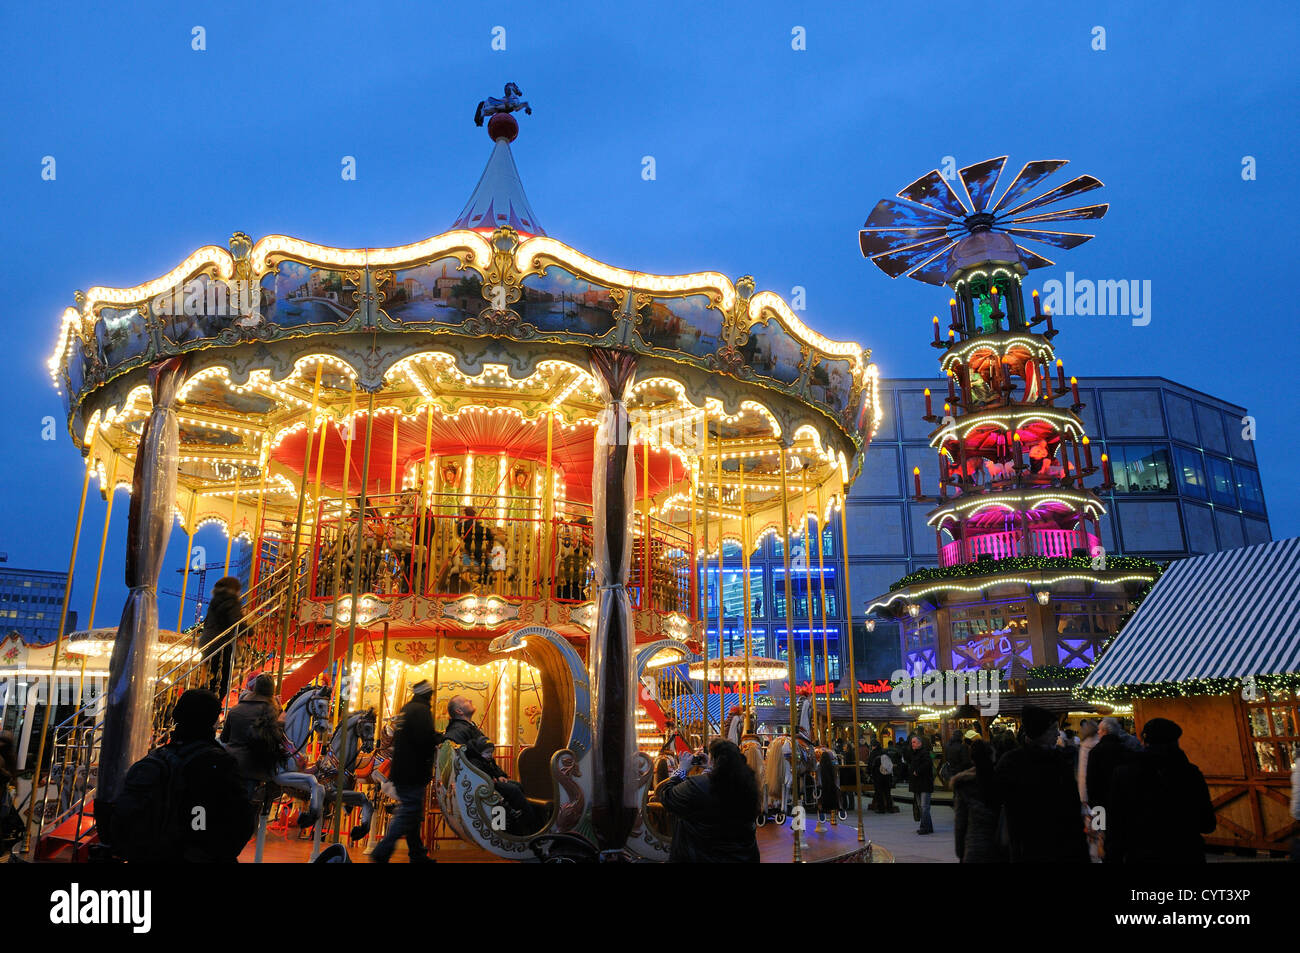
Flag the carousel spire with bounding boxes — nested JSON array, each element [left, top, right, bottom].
[[453, 83, 544, 236]]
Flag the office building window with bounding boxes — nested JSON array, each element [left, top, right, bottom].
[[1174, 447, 1207, 499], [1112, 444, 1171, 493], [1206, 456, 1237, 507], [1234, 465, 1265, 515]]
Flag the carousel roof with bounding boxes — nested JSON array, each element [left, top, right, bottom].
[[451, 122, 544, 236]]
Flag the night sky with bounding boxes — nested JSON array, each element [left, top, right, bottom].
[[1, 1, 1295, 629]]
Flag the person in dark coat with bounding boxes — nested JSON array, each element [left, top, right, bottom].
[[994, 706, 1088, 863], [1085, 716, 1135, 858], [204, 576, 245, 701], [1104, 718, 1216, 864], [908, 734, 935, 834], [219, 674, 282, 789], [942, 729, 974, 786], [372, 680, 443, 863], [444, 695, 534, 828], [952, 740, 1005, 863], [656, 739, 760, 863], [119, 689, 255, 862]]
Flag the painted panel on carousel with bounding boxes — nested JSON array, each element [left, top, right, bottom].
[[636, 294, 722, 356], [65, 335, 86, 399], [155, 274, 247, 346], [518, 267, 617, 337], [258, 262, 357, 330], [94, 306, 150, 372], [810, 354, 855, 420], [380, 258, 481, 326], [744, 320, 803, 387]]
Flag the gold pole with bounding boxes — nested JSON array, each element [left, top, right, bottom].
[[175, 492, 197, 637], [837, 473, 865, 843], [332, 384, 377, 842], [87, 452, 120, 630], [715, 429, 725, 731], [739, 461, 752, 734], [815, 482, 833, 748], [326, 382, 357, 723], [416, 406, 433, 593], [688, 454, 698, 740], [223, 467, 241, 575], [249, 444, 270, 586], [274, 363, 324, 693], [23, 450, 94, 856], [377, 620, 390, 740], [390, 411, 399, 501], [642, 440, 651, 606], [541, 411, 555, 620], [799, 467, 818, 746], [699, 413, 710, 746], [777, 444, 802, 862]]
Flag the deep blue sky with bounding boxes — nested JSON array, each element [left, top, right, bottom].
[[1, 1, 1295, 629]]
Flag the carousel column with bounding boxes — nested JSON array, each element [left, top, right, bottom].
[[836, 475, 866, 843], [97, 356, 187, 820], [587, 348, 639, 856]]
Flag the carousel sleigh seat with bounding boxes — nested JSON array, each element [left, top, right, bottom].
[[435, 740, 565, 860]]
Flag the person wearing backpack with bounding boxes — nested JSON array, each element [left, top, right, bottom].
[[220, 674, 284, 799], [110, 689, 255, 862]]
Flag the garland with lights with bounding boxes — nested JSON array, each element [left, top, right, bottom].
[[888, 554, 1163, 592], [1075, 672, 1300, 702]]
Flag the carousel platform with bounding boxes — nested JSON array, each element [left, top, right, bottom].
[[237, 818, 884, 864]]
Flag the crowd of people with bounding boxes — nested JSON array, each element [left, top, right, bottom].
[[839, 706, 1235, 863]]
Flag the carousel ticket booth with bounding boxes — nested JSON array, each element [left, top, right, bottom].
[[41, 97, 880, 861]]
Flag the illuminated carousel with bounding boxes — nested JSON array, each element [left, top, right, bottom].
[[42, 87, 879, 862]]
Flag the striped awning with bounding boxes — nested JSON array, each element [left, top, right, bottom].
[[671, 693, 745, 723], [1083, 537, 1300, 689]]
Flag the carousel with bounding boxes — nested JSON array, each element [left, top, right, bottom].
[[37, 87, 880, 862]]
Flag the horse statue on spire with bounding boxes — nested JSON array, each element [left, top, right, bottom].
[[474, 82, 533, 126]]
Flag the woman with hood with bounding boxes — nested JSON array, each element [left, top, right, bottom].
[[204, 576, 245, 701]]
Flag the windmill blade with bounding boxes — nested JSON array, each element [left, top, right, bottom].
[[896, 169, 971, 218], [1012, 243, 1056, 270], [1001, 227, 1094, 250], [863, 197, 956, 231], [869, 235, 956, 279], [1006, 203, 1108, 226], [858, 226, 951, 258], [907, 251, 954, 285], [958, 156, 1008, 214], [997, 174, 1104, 219], [991, 159, 1069, 214]]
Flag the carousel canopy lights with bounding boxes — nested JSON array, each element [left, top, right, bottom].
[[687, 655, 788, 684]]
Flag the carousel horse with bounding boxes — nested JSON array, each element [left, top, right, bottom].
[[763, 735, 819, 822], [474, 82, 532, 126], [273, 684, 333, 833], [312, 709, 376, 841]]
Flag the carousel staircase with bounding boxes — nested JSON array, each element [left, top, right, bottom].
[[29, 563, 296, 861]]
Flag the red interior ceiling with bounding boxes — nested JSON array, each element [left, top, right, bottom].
[[272, 409, 686, 503]]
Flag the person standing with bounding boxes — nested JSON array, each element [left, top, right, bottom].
[[941, 728, 973, 787], [1075, 719, 1101, 862], [1085, 716, 1134, 859], [204, 576, 245, 702], [994, 706, 1088, 863], [371, 680, 443, 863], [1105, 718, 1216, 864], [111, 689, 255, 862], [951, 740, 1005, 863], [908, 734, 934, 835], [219, 674, 283, 800], [656, 740, 760, 863]]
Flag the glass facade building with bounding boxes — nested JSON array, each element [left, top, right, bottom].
[[0, 567, 75, 645], [843, 376, 1271, 678]]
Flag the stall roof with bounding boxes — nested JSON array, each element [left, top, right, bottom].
[[1083, 537, 1300, 689]]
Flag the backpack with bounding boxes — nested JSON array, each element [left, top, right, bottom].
[[878, 753, 893, 777], [110, 742, 208, 863]]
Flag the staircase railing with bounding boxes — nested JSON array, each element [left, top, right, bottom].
[[29, 560, 296, 860]]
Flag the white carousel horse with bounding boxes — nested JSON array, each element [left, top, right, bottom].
[[474, 82, 532, 126], [273, 684, 332, 851]]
